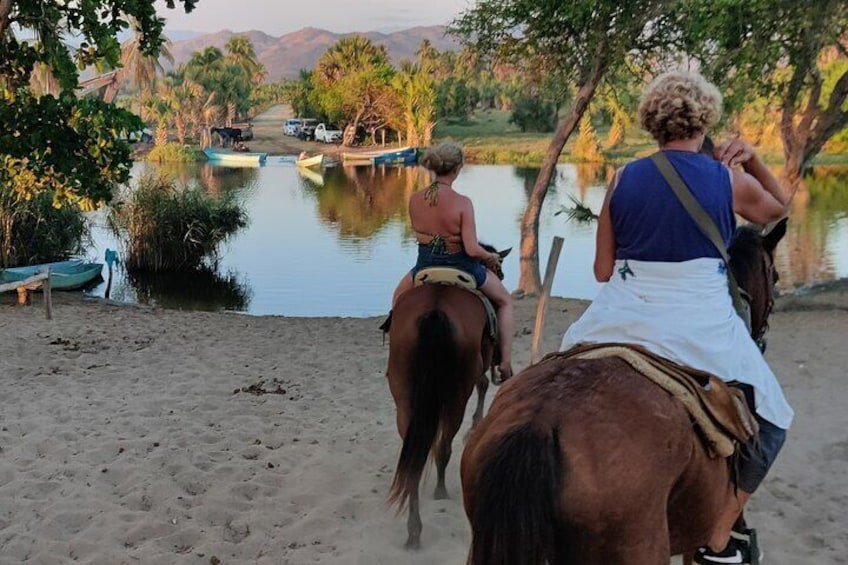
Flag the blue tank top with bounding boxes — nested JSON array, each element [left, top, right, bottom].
[[610, 151, 735, 262]]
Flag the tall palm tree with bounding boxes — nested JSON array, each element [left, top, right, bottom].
[[103, 20, 174, 103], [315, 36, 389, 86], [225, 36, 266, 85]]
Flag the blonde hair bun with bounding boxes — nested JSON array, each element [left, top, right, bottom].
[[420, 142, 464, 175]]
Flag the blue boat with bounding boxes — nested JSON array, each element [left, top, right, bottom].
[[373, 148, 418, 166], [1, 259, 103, 290]]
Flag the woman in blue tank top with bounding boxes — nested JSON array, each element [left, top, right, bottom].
[[561, 71, 793, 564]]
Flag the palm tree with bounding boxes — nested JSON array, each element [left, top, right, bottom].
[[315, 36, 389, 86], [225, 36, 266, 85], [103, 20, 174, 103]]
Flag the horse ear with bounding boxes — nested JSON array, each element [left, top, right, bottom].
[[762, 218, 788, 252], [498, 247, 512, 259]]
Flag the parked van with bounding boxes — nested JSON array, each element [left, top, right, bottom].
[[284, 118, 303, 136]]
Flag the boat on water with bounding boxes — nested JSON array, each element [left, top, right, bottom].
[[296, 153, 325, 169], [342, 146, 416, 164], [203, 147, 267, 165], [1, 259, 103, 290], [373, 150, 419, 166]]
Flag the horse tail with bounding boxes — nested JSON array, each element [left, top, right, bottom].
[[468, 425, 562, 565], [388, 309, 461, 510]]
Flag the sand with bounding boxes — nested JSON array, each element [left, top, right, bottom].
[[0, 289, 845, 564]]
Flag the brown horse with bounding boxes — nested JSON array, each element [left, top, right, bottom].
[[386, 247, 509, 549], [460, 220, 786, 565]]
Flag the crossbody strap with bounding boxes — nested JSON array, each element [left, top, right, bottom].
[[650, 152, 748, 317]]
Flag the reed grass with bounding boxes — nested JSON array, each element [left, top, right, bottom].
[[0, 189, 87, 268], [108, 172, 248, 272], [146, 143, 201, 163]]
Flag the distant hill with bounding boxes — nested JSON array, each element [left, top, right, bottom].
[[165, 26, 460, 81]]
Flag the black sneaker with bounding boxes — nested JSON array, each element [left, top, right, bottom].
[[694, 539, 745, 564], [694, 529, 762, 565]]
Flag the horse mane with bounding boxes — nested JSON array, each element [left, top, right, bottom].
[[727, 226, 763, 288]]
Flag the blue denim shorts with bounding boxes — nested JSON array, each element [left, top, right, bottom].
[[410, 244, 488, 288]]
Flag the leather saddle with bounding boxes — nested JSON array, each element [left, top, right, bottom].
[[545, 343, 759, 458], [412, 267, 498, 340]]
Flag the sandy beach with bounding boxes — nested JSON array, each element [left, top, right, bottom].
[[0, 287, 846, 564]]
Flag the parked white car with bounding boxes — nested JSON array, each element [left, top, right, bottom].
[[284, 118, 303, 136], [314, 123, 343, 143]]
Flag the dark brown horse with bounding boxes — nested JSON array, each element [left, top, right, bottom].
[[386, 247, 509, 549], [460, 220, 786, 565]]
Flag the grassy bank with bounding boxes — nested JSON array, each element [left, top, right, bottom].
[[435, 110, 848, 166]]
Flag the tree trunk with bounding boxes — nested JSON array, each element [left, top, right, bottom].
[[0, 0, 13, 38], [517, 65, 605, 296], [780, 65, 848, 187]]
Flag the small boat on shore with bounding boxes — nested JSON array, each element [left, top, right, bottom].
[[342, 146, 416, 164], [203, 148, 267, 165], [296, 153, 325, 169], [1, 259, 103, 290]]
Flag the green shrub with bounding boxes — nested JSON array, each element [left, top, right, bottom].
[[108, 172, 248, 272], [146, 143, 199, 163], [509, 94, 558, 133], [0, 189, 87, 268]]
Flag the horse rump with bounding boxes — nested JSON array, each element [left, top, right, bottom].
[[388, 309, 463, 510], [465, 425, 562, 565]]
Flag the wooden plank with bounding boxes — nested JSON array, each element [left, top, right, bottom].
[[0, 272, 48, 294], [530, 236, 565, 364]]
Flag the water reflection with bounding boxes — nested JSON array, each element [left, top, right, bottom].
[[775, 166, 848, 289], [81, 161, 848, 316], [121, 268, 252, 311], [301, 165, 424, 240]]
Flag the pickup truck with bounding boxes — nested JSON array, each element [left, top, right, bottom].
[[314, 123, 343, 143]]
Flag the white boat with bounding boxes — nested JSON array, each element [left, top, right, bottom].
[[204, 148, 267, 165]]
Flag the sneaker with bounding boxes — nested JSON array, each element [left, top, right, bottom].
[[694, 539, 745, 564]]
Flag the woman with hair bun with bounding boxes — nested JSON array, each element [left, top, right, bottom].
[[390, 141, 513, 380]]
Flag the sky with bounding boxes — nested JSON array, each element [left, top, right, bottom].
[[155, 0, 469, 36]]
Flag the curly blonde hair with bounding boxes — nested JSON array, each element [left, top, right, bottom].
[[420, 141, 464, 176], [638, 71, 723, 145]]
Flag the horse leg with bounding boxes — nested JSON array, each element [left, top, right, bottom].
[[471, 373, 488, 428], [406, 486, 422, 549], [681, 553, 695, 565], [434, 404, 466, 500]]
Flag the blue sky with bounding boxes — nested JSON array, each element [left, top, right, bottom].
[[156, 0, 469, 35]]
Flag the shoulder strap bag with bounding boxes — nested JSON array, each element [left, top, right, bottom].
[[650, 152, 752, 333]]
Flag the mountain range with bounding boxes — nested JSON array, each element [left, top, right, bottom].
[[166, 26, 461, 81]]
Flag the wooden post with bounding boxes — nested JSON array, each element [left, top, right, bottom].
[[530, 236, 564, 364], [44, 267, 53, 320]]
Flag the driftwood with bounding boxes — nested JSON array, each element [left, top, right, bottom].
[[0, 271, 53, 319]]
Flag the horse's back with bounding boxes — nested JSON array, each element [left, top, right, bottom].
[[389, 284, 489, 356], [463, 355, 729, 552]]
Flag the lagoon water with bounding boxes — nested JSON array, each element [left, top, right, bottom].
[[82, 160, 848, 317]]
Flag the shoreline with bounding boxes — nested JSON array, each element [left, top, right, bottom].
[[132, 104, 848, 167]]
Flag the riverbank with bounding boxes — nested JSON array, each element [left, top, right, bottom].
[[132, 104, 848, 168], [0, 288, 845, 563]]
